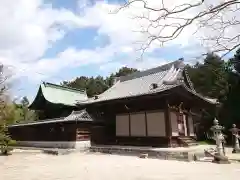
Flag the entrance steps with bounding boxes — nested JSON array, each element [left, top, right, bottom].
[[177, 137, 198, 147]]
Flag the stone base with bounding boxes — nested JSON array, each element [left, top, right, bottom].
[[139, 153, 148, 159], [15, 141, 90, 150], [42, 149, 74, 155], [212, 159, 231, 164], [212, 155, 231, 164], [90, 145, 196, 161], [232, 148, 240, 153]]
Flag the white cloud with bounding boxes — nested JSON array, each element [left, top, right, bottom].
[[80, 0, 240, 56], [2, 0, 236, 95], [99, 57, 169, 75], [0, 0, 199, 82], [0, 0, 94, 81], [78, 0, 201, 52]]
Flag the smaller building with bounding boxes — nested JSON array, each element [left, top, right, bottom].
[[8, 82, 95, 149], [8, 110, 94, 149]]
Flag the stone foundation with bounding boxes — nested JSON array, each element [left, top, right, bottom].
[[15, 141, 90, 150], [90, 145, 195, 161]]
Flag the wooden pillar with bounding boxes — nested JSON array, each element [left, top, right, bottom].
[[185, 113, 190, 136], [128, 113, 131, 136], [164, 100, 172, 147], [145, 112, 148, 136]]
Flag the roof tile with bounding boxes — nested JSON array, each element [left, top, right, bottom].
[[85, 60, 185, 103]]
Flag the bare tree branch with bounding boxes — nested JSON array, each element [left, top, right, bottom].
[[115, 0, 240, 58]]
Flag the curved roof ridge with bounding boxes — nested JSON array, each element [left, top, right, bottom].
[[42, 82, 86, 94], [119, 60, 185, 82], [29, 82, 89, 109], [182, 68, 196, 92], [181, 83, 219, 104]]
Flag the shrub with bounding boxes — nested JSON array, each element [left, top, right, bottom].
[[0, 129, 16, 155]]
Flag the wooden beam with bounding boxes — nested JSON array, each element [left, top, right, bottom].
[[185, 113, 190, 136], [145, 112, 148, 136], [128, 113, 131, 136], [164, 100, 172, 147]]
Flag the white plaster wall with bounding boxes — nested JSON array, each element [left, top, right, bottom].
[[130, 113, 146, 136], [16, 141, 90, 150], [170, 112, 179, 136], [116, 114, 129, 136], [188, 115, 195, 136], [146, 111, 166, 137], [75, 141, 91, 150]]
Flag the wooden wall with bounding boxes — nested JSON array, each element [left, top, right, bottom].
[[8, 121, 92, 142], [88, 92, 198, 147]]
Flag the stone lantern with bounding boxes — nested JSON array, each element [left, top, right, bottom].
[[229, 124, 240, 153], [210, 118, 226, 156], [210, 118, 230, 164]]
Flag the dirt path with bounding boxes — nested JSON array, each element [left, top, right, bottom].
[[1, 151, 240, 180]]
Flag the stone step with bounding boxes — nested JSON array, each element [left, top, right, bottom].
[[177, 137, 198, 147]]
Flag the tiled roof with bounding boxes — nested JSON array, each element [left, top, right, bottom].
[[8, 110, 92, 127], [78, 60, 218, 105], [29, 82, 88, 109], [64, 109, 93, 121]]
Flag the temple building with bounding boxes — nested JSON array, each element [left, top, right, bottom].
[[8, 83, 94, 149], [77, 60, 218, 147], [8, 60, 218, 148]]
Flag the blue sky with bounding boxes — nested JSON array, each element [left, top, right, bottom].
[[1, 0, 233, 102]]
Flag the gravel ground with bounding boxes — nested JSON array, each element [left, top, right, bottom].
[[1, 151, 240, 180]]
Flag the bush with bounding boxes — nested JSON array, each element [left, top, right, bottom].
[[1, 146, 13, 155], [8, 139, 17, 146], [0, 132, 16, 155]]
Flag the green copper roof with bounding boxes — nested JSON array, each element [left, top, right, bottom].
[[29, 82, 88, 110]]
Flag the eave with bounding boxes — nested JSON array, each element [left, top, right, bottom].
[[8, 110, 93, 128], [77, 83, 218, 108], [28, 85, 77, 110]]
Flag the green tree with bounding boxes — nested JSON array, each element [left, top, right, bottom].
[[13, 96, 38, 123], [188, 53, 229, 102], [86, 76, 109, 97], [0, 64, 15, 155], [186, 53, 231, 139], [63, 67, 139, 97], [105, 67, 139, 87], [187, 50, 240, 130], [219, 48, 240, 128], [229, 48, 240, 74], [20, 96, 29, 121], [115, 67, 139, 77]]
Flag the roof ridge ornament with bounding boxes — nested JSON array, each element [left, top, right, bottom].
[[162, 65, 182, 85], [43, 82, 87, 93]]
